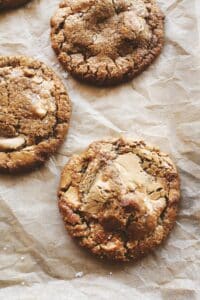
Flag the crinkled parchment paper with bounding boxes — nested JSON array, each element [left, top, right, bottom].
[[0, 0, 200, 299]]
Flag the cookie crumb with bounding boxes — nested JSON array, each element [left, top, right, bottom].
[[62, 73, 68, 79], [75, 271, 84, 278]]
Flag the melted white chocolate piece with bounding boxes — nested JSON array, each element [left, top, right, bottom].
[[31, 101, 47, 118], [124, 10, 150, 39], [64, 186, 80, 208], [132, 0, 148, 17], [0, 136, 25, 151], [82, 152, 166, 217], [113, 153, 163, 192]]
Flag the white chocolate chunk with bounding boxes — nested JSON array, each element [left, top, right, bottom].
[[64, 186, 80, 208], [0, 136, 25, 151], [132, 0, 148, 17], [113, 153, 163, 192], [24, 83, 56, 117], [32, 103, 47, 118], [124, 11, 151, 40], [24, 92, 47, 118], [10, 68, 23, 78], [83, 152, 166, 217], [32, 76, 43, 84]]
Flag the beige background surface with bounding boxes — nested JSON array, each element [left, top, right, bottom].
[[0, 0, 200, 299]]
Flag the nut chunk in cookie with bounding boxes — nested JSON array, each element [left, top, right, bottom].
[[0, 56, 71, 173], [51, 0, 165, 86], [58, 138, 180, 261]]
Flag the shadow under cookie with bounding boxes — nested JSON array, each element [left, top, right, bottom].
[[0, 0, 31, 10]]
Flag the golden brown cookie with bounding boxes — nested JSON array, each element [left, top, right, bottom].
[[58, 138, 180, 261], [0, 56, 71, 173], [51, 0, 164, 86], [0, 0, 30, 9]]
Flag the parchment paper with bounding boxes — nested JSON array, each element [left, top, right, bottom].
[[0, 0, 200, 299]]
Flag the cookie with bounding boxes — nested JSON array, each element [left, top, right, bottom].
[[0, 0, 30, 9], [0, 56, 71, 173], [58, 138, 180, 261], [51, 0, 164, 86]]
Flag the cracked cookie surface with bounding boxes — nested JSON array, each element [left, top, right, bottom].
[[51, 0, 164, 86], [0, 56, 71, 173], [0, 0, 30, 9], [58, 138, 180, 261]]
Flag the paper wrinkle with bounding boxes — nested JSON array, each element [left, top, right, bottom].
[[0, 0, 200, 298]]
